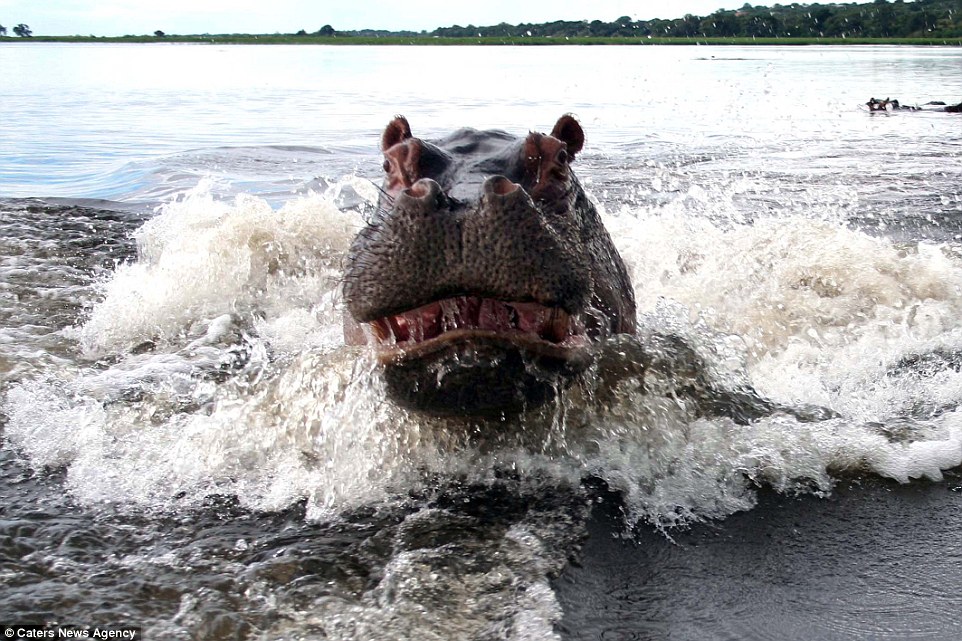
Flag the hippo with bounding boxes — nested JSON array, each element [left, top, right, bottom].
[[342, 115, 635, 415], [342, 115, 834, 423], [866, 97, 918, 112], [916, 100, 962, 113], [866, 97, 962, 113]]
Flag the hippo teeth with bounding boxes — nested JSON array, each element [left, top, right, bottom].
[[369, 296, 583, 346]]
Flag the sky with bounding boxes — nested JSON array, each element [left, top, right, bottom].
[[0, 1, 754, 37]]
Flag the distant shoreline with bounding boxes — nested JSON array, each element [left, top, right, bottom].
[[2, 35, 962, 46]]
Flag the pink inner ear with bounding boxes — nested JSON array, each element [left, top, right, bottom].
[[550, 114, 584, 158], [382, 116, 413, 151]]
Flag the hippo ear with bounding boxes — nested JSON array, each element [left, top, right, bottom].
[[382, 116, 412, 151], [550, 114, 584, 160]]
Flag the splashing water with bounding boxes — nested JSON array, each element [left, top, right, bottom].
[[5, 178, 962, 538]]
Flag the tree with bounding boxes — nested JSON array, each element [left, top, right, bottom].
[[700, 11, 739, 36], [154, 30, 165, 37], [811, 7, 833, 34], [867, 0, 896, 36], [317, 24, 335, 36], [0, 25, 7, 37], [745, 13, 780, 36], [675, 14, 701, 36], [13, 23, 31, 37], [588, 19, 616, 36]]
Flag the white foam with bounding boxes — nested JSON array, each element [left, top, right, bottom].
[[607, 209, 962, 415], [75, 181, 359, 356]]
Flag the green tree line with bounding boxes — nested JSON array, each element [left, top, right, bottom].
[[4, 0, 962, 40], [326, 0, 962, 40]]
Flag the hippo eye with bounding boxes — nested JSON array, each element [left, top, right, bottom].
[[382, 159, 391, 173], [555, 149, 568, 165]]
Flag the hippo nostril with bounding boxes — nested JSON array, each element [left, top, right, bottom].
[[397, 178, 444, 209], [410, 178, 439, 198], [483, 175, 521, 197]]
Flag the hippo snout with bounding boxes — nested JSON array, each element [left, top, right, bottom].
[[343, 174, 591, 325]]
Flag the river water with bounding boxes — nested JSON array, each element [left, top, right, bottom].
[[1, 43, 962, 640]]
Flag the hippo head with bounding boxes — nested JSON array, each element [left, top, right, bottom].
[[343, 115, 636, 415]]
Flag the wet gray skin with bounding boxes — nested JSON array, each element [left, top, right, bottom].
[[342, 115, 636, 415]]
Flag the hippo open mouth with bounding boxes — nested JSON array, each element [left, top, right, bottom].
[[366, 296, 588, 358], [343, 114, 636, 415]]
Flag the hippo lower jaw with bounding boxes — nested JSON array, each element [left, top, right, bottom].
[[345, 295, 595, 415]]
